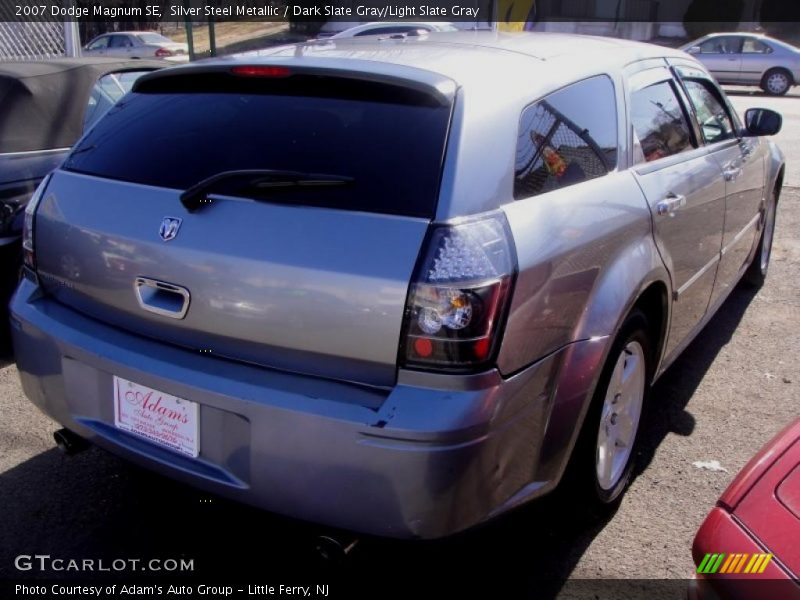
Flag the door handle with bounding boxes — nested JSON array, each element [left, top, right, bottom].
[[134, 277, 190, 319], [724, 166, 742, 181], [656, 194, 686, 216]]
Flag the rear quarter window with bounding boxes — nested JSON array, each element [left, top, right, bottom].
[[514, 75, 618, 200]]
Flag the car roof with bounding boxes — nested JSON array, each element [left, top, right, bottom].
[[0, 57, 166, 79], [0, 58, 165, 154], [344, 21, 453, 29], [225, 31, 688, 97], [199, 32, 691, 219], [95, 31, 158, 36], [700, 32, 769, 38]]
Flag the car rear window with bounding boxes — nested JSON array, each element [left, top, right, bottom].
[[63, 74, 452, 218]]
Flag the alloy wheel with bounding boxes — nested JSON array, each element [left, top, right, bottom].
[[596, 340, 646, 491]]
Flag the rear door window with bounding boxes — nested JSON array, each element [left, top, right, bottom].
[[698, 37, 743, 54], [514, 75, 618, 199], [630, 80, 694, 164], [109, 35, 133, 48], [742, 39, 772, 54], [65, 74, 452, 218]]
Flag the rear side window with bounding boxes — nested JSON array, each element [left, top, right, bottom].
[[64, 74, 452, 218], [514, 75, 618, 199], [743, 39, 772, 54], [630, 81, 693, 164], [698, 37, 742, 54], [109, 35, 132, 48]]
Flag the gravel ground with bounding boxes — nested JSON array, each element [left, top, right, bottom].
[[1, 93, 798, 597]]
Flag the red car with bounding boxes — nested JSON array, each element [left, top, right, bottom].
[[691, 418, 800, 599]]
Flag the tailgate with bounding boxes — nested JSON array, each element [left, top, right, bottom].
[[36, 66, 454, 387], [36, 170, 428, 386]]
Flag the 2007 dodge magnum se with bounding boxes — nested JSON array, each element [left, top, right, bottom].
[[11, 32, 784, 538]]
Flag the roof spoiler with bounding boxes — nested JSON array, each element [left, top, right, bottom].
[[132, 62, 457, 107]]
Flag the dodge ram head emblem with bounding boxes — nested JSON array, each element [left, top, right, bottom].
[[159, 217, 182, 242]]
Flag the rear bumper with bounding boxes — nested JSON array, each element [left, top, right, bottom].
[[10, 278, 602, 539]]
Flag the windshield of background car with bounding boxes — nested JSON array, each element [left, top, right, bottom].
[[63, 73, 452, 218]]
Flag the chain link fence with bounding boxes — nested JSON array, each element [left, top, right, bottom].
[[0, 21, 66, 60]]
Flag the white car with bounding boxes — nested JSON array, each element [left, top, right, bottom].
[[318, 21, 458, 39], [83, 31, 189, 62]]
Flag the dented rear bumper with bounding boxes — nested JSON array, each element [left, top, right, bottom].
[[11, 277, 606, 538]]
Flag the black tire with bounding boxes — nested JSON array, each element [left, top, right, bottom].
[[0, 244, 21, 356], [744, 188, 778, 288], [565, 309, 653, 508], [761, 68, 793, 96]]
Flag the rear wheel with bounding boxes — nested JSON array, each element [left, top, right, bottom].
[[762, 68, 792, 96], [744, 188, 778, 287], [567, 310, 652, 506]]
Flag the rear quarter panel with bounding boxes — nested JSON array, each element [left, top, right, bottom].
[[489, 66, 669, 375], [498, 171, 667, 375]]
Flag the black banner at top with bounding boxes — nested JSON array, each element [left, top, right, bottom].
[[1, 0, 799, 23]]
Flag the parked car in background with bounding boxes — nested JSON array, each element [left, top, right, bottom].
[[691, 419, 800, 599], [681, 33, 800, 95], [327, 21, 458, 39], [11, 33, 784, 539], [0, 58, 164, 352], [83, 31, 188, 62]]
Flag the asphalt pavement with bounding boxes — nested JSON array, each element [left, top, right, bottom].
[[1, 89, 798, 597]]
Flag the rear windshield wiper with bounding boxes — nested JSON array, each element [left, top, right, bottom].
[[180, 169, 354, 212]]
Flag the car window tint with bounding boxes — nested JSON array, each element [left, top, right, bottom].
[[65, 76, 451, 218], [742, 39, 771, 54], [514, 75, 618, 199], [630, 80, 693, 164], [84, 71, 152, 130], [682, 80, 736, 145], [699, 37, 742, 54]]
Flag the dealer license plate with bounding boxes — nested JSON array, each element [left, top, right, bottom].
[[113, 375, 199, 457]]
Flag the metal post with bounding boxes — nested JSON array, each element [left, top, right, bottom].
[[63, 20, 81, 57], [209, 19, 217, 56], [184, 0, 195, 62]]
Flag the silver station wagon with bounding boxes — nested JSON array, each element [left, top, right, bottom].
[[11, 32, 784, 539]]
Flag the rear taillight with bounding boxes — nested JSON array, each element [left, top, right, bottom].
[[400, 212, 517, 372], [22, 174, 51, 273], [155, 47, 173, 58]]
